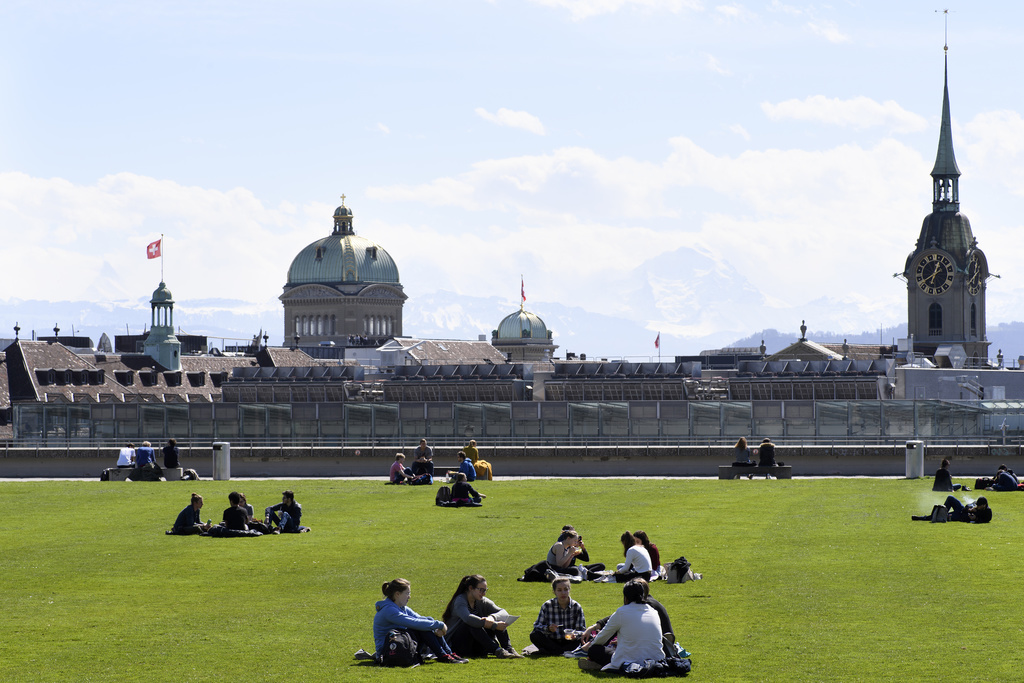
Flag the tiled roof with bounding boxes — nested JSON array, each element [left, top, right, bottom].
[[385, 339, 507, 365], [0, 361, 9, 409]]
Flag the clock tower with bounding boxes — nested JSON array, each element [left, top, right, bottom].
[[903, 53, 989, 361]]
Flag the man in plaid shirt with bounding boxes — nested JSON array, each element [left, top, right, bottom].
[[529, 578, 586, 655]]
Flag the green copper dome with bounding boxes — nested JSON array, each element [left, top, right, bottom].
[[286, 205, 400, 285], [151, 281, 174, 302], [495, 309, 549, 340]]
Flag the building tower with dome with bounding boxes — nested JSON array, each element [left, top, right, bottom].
[[902, 51, 990, 361], [142, 281, 181, 371], [491, 304, 557, 362], [280, 198, 406, 345]]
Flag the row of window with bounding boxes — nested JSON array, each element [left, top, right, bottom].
[[927, 303, 977, 337], [293, 314, 397, 337]]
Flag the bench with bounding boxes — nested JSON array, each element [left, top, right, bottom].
[[718, 465, 793, 479], [104, 467, 184, 481]]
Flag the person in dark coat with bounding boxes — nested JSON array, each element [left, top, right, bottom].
[[757, 438, 776, 466], [932, 458, 968, 492]]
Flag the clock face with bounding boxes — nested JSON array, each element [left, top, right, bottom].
[[915, 252, 953, 295], [966, 253, 983, 296]]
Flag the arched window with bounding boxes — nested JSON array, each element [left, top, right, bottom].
[[294, 316, 299, 335], [928, 303, 942, 336], [970, 303, 977, 338]]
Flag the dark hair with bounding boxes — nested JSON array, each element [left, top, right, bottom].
[[941, 458, 950, 469], [190, 492, 202, 505], [228, 491, 240, 505], [977, 497, 989, 507], [459, 451, 469, 460], [557, 530, 579, 543], [382, 578, 411, 601], [168, 438, 176, 447], [561, 525, 576, 531], [633, 530, 654, 558], [620, 531, 636, 557], [443, 575, 485, 623], [282, 490, 294, 501], [735, 437, 747, 449], [623, 579, 647, 605], [998, 465, 1007, 472]]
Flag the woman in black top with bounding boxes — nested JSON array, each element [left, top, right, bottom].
[[450, 473, 485, 507], [932, 458, 967, 491]]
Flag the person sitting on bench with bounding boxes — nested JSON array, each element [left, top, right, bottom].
[[170, 493, 212, 535], [265, 490, 302, 532], [757, 438, 777, 467], [913, 496, 992, 523], [162, 438, 180, 469], [116, 442, 136, 468], [732, 437, 755, 467]]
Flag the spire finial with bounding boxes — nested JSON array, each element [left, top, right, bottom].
[[936, 9, 950, 53], [340, 193, 346, 206]]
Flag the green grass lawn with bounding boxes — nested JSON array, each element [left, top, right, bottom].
[[1, 477, 1020, 682]]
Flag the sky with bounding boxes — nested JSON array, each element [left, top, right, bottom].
[[2, 1, 1024, 353]]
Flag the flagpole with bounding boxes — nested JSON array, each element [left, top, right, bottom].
[[658, 331, 661, 363], [161, 233, 165, 282]]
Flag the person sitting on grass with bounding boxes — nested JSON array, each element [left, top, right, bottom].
[[987, 465, 1019, 492], [633, 530, 662, 578], [581, 578, 676, 661], [411, 439, 435, 478], [447, 452, 476, 483], [170, 493, 211, 535], [374, 578, 467, 664], [442, 574, 522, 659], [220, 491, 250, 531], [265, 490, 302, 532], [614, 532, 652, 583], [580, 578, 665, 671], [529, 577, 586, 655], [932, 458, 968, 492], [238, 493, 273, 533], [449, 473, 485, 507], [913, 496, 992, 523], [547, 529, 587, 578], [465, 439, 493, 480], [390, 454, 415, 484]]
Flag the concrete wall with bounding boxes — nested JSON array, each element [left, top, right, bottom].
[[1, 443, 1020, 479]]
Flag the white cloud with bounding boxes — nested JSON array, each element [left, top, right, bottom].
[[525, 0, 702, 21], [375, 122, 391, 134], [806, 19, 849, 44], [715, 3, 752, 20], [761, 95, 928, 133], [961, 110, 1024, 196], [703, 52, 731, 76], [767, 0, 801, 16], [728, 123, 750, 140], [474, 107, 547, 135]]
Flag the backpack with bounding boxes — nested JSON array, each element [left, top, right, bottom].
[[666, 557, 692, 584], [380, 629, 420, 667], [435, 486, 452, 506], [930, 505, 948, 523]]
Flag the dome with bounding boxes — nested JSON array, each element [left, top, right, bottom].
[[287, 233, 400, 285], [334, 205, 352, 218], [914, 211, 975, 264], [151, 281, 173, 302], [495, 309, 549, 340]]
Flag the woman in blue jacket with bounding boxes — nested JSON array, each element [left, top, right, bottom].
[[373, 578, 467, 664]]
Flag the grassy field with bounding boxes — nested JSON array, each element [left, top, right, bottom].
[[1, 476, 1020, 682]]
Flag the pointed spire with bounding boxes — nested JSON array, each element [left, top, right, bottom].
[[931, 54, 960, 212]]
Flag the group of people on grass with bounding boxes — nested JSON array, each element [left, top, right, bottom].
[[169, 489, 305, 535], [389, 438, 493, 485], [522, 527, 665, 583], [916, 458, 1006, 523], [372, 574, 686, 673]]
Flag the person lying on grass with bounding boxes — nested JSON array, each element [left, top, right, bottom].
[[614, 532, 652, 583], [442, 574, 522, 659], [170, 493, 212, 535], [529, 577, 586, 655], [265, 489, 302, 532], [912, 496, 992, 523], [373, 578, 467, 664], [580, 578, 666, 670]]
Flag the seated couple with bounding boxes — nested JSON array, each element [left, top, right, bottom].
[[912, 495, 992, 523], [615, 531, 661, 582], [373, 578, 467, 664], [464, 440, 493, 481], [985, 465, 1020, 492], [389, 453, 433, 485], [579, 578, 687, 673], [439, 473, 486, 507]]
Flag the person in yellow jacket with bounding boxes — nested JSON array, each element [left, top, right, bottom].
[[464, 439, 493, 480]]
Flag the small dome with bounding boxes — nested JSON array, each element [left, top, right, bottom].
[[287, 234, 400, 285], [151, 282, 173, 302], [495, 309, 549, 340], [334, 205, 352, 218], [915, 211, 975, 264]]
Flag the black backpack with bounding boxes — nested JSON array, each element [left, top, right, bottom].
[[435, 486, 452, 506], [380, 629, 420, 667]]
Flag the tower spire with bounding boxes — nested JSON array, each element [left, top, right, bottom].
[[931, 47, 960, 212]]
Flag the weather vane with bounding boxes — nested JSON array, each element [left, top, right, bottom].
[[935, 8, 952, 52]]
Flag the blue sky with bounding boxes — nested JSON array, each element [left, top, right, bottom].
[[3, 1, 1024, 351]]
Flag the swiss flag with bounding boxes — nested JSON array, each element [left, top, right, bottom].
[[147, 239, 161, 259]]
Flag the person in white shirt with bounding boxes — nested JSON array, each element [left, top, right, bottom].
[[614, 531, 652, 582], [581, 579, 665, 670], [116, 443, 136, 468]]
